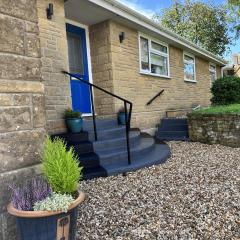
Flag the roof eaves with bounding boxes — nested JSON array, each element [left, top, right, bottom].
[[102, 0, 227, 66]]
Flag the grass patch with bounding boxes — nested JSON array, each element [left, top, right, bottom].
[[193, 104, 240, 114]]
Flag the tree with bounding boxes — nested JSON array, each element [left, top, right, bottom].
[[228, 0, 240, 37], [153, 1, 232, 56]]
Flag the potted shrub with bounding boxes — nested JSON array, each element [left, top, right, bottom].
[[7, 136, 84, 240], [64, 108, 83, 133], [117, 107, 128, 125]]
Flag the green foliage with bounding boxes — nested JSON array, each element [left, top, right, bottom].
[[64, 108, 81, 119], [34, 192, 74, 213], [228, 0, 240, 37], [211, 77, 240, 105], [153, 1, 231, 56], [193, 104, 240, 114], [42, 136, 82, 195]]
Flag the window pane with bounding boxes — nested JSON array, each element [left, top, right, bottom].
[[150, 53, 168, 76], [210, 65, 216, 72], [151, 41, 167, 53], [184, 62, 195, 80], [210, 72, 216, 82], [67, 32, 84, 74], [184, 55, 194, 63], [140, 37, 149, 71]]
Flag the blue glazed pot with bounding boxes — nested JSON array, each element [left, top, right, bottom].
[[118, 112, 127, 125], [7, 192, 85, 240], [65, 118, 83, 133]]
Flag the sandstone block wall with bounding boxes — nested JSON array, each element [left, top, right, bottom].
[[108, 21, 222, 130], [89, 20, 222, 131], [89, 21, 115, 118], [188, 114, 240, 147], [37, 0, 71, 133], [0, 1, 45, 239]]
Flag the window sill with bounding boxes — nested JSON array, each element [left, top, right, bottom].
[[140, 71, 171, 79], [184, 79, 197, 83]]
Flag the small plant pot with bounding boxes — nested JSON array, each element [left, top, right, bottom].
[[118, 112, 127, 125], [65, 118, 83, 133], [7, 191, 85, 240]]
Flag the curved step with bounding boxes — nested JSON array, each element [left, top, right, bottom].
[[97, 138, 155, 166], [88, 126, 126, 141], [83, 119, 118, 131], [93, 130, 141, 151], [82, 166, 107, 180], [104, 143, 171, 176]]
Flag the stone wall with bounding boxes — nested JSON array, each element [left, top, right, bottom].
[[188, 114, 240, 147], [37, 0, 71, 133], [89, 21, 115, 118], [0, 0, 44, 239]]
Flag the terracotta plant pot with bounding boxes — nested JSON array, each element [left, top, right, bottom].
[[7, 191, 85, 240]]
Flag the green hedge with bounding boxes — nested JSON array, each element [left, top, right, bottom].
[[211, 76, 240, 105]]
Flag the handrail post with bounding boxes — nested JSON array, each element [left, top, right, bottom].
[[89, 85, 97, 141], [124, 101, 131, 165]]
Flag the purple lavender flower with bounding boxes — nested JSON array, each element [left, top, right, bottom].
[[9, 177, 52, 211]]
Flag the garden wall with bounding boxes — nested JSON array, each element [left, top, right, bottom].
[[188, 114, 240, 147]]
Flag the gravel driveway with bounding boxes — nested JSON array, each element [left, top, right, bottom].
[[77, 141, 240, 239]]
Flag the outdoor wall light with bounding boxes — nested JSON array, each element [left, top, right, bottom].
[[47, 3, 54, 20], [119, 32, 125, 43]]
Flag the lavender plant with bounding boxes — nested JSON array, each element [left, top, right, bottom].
[[10, 178, 52, 211]]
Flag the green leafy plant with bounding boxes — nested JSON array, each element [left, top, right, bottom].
[[42, 136, 82, 195], [211, 77, 240, 105], [64, 108, 81, 119], [33, 192, 74, 213]]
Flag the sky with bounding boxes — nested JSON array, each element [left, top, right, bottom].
[[117, 0, 240, 62]]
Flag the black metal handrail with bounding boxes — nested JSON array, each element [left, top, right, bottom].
[[146, 89, 164, 106], [62, 71, 133, 165]]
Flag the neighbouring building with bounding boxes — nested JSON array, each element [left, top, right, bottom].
[[0, 0, 226, 238], [223, 53, 240, 77]]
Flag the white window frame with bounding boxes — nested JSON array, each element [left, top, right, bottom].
[[139, 33, 170, 78], [183, 52, 196, 82], [209, 63, 217, 86]]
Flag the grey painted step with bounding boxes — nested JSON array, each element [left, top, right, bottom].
[[70, 141, 93, 154], [52, 131, 89, 143], [158, 124, 188, 131], [104, 143, 171, 176], [157, 136, 189, 141], [157, 131, 189, 138], [97, 138, 155, 166], [83, 119, 118, 131], [161, 118, 188, 125], [93, 130, 141, 152], [88, 126, 126, 141]]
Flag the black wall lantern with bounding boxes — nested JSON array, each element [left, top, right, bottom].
[[47, 3, 54, 20], [119, 32, 125, 43]]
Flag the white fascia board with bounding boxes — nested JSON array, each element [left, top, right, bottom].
[[88, 0, 227, 66]]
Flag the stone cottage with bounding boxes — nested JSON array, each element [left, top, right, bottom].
[[0, 0, 226, 238]]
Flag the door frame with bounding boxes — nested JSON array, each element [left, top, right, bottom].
[[66, 19, 94, 116]]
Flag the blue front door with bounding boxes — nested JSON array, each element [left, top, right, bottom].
[[66, 23, 91, 114]]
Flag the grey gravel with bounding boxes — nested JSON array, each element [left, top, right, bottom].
[[77, 141, 240, 240]]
